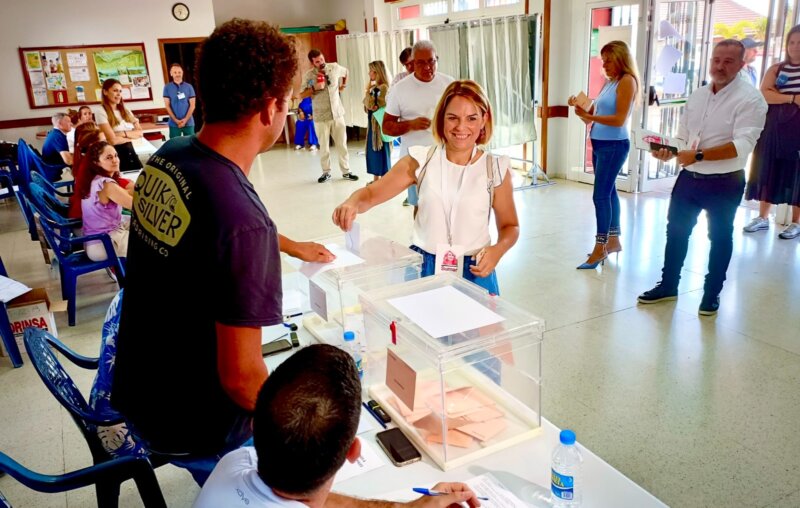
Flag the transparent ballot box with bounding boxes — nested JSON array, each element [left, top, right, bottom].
[[359, 273, 544, 470], [282, 229, 423, 346]]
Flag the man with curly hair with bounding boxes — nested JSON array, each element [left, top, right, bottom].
[[113, 19, 314, 485]]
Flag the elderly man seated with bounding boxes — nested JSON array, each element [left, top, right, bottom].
[[42, 112, 73, 167]]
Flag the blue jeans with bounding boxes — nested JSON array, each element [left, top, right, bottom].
[[410, 245, 499, 295], [660, 169, 745, 296], [591, 138, 629, 241]]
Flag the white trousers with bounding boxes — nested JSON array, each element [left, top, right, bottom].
[[85, 218, 130, 261], [314, 117, 350, 174]]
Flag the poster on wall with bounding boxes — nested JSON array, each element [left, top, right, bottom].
[[40, 51, 63, 77], [33, 88, 48, 106], [54, 90, 67, 104], [46, 73, 66, 90], [25, 52, 42, 70], [93, 49, 147, 85], [66, 51, 87, 67], [131, 86, 149, 99], [28, 71, 44, 88], [69, 66, 90, 82], [121, 87, 132, 100]]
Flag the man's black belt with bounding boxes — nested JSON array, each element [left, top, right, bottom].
[[682, 169, 743, 180]]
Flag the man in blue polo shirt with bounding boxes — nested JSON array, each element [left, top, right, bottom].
[[41, 112, 73, 167], [163, 63, 196, 138]]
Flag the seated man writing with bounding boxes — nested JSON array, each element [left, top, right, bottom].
[[194, 344, 481, 508]]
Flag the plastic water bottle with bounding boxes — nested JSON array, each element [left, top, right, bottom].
[[551, 429, 583, 507], [343, 331, 363, 379]]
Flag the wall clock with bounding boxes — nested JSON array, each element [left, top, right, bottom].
[[172, 3, 190, 21]]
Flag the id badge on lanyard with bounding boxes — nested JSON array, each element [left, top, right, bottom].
[[435, 243, 465, 276], [176, 91, 186, 100], [434, 147, 476, 277]]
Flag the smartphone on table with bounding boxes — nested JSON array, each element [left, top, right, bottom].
[[375, 428, 422, 466], [261, 339, 292, 357]]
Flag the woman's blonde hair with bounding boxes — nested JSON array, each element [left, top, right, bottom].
[[100, 78, 135, 128], [600, 40, 640, 103], [431, 80, 493, 146], [368, 60, 389, 87]]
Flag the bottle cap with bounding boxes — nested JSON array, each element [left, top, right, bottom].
[[343, 331, 355, 341], [559, 429, 576, 445]]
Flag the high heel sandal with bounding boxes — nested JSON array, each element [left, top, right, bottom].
[[578, 239, 608, 269], [576, 254, 608, 269]]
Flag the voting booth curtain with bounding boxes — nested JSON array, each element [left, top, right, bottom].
[[336, 30, 416, 128], [429, 15, 538, 149]]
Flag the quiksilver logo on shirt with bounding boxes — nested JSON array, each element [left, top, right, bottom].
[[133, 166, 190, 249]]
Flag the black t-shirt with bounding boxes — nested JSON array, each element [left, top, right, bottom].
[[113, 136, 283, 456]]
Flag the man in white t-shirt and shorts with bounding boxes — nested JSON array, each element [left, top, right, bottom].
[[194, 344, 481, 508], [383, 40, 454, 206]]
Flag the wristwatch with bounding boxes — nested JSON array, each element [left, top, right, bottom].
[[694, 150, 704, 162]]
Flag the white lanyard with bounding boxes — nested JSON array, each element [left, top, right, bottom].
[[440, 146, 478, 246]]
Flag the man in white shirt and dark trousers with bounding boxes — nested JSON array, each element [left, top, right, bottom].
[[193, 344, 480, 508], [383, 40, 454, 206], [638, 39, 767, 315]]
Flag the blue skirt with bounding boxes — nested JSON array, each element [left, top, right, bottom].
[[366, 111, 391, 176]]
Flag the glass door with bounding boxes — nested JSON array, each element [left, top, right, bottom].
[[579, 2, 642, 193], [638, 0, 713, 192]]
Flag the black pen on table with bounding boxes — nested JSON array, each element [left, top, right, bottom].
[[362, 402, 387, 429], [412, 488, 489, 501]]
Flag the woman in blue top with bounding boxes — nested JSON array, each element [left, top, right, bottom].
[[569, 41, 639, 269]]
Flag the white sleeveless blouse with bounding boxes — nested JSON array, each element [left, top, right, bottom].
[[409, 145, 510, 255]]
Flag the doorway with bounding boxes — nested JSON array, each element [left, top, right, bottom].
[[158, 37, 205, 131]]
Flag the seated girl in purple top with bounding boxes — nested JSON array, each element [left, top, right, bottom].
[[77, 141, 133, 261]]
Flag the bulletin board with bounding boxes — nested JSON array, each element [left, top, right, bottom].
[[18, 43, 153, 109]]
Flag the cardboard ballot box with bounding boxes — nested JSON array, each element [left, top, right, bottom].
[[1, 288, 58, 357], [285, 228, 422, 347], [359, 273, 544, 470]]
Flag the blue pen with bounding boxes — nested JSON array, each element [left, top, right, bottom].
[[362, 402, 387, 429], [412, 488, 489, 501]]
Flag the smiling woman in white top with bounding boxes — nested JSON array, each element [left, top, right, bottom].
[[333, 80, 519, 295], [95, 78, 144, 171]]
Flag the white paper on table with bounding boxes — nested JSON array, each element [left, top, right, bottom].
[[466, 473, 529, 508], [286, 243, 365, 279], [333, 438, 387, 484], [357, 406, 381, 435], [659, 20, 682, 40], [387, 286, 504, 339], [663, 72, 687, 95], [655, 45, 682, 76], [0, 276, 31, 303], [376, 473, 528, 508]]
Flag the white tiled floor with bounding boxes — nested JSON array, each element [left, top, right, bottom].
[[1, 142, 799, 507]]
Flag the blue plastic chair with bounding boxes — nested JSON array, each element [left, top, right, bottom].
[[0, 452, 166, 508], [22, 327, 166, 507], [0, 256, 23, 368], [16, 139, 68, 186], [25, 197, 124, 326]]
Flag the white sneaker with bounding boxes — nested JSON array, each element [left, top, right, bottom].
[[309, 146, 318, 151], [743, 217, 769, 233], [294, 145, 303, 150], [778, 223, 800, 239]]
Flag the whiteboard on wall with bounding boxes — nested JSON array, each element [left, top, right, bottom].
[[598, 25, 632, 50]]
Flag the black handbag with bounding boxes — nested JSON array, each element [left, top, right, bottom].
[[114, 141, 143, 172]]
